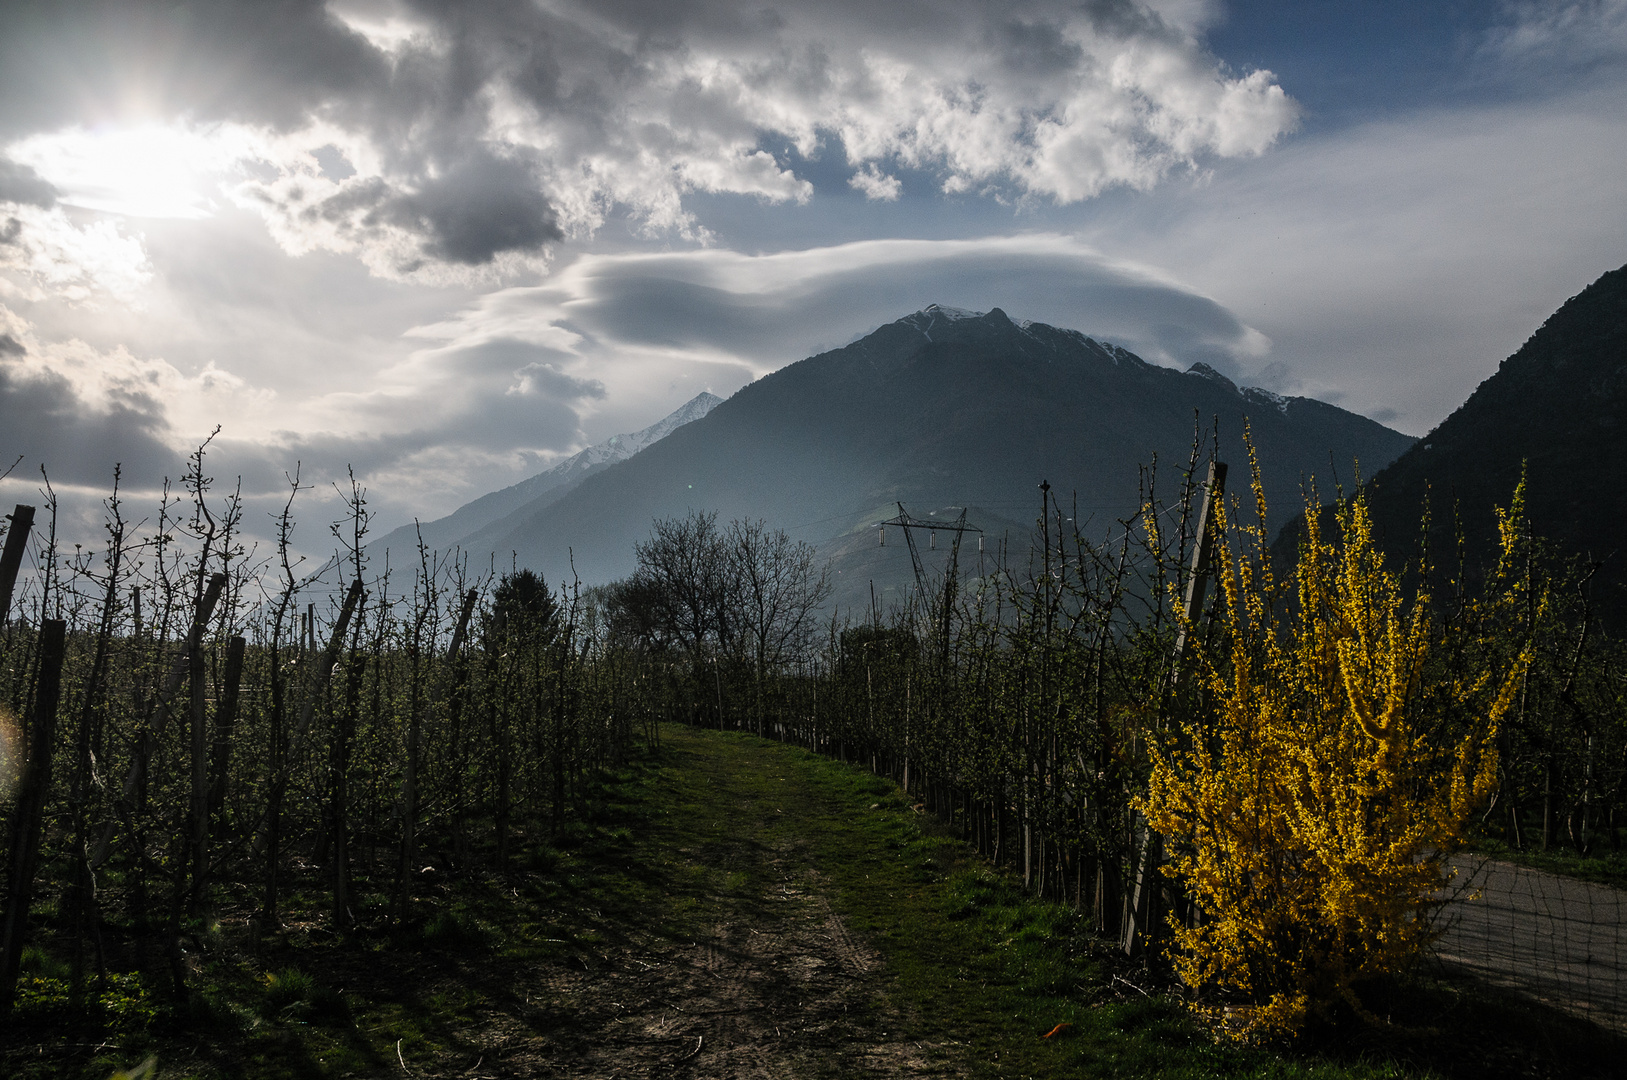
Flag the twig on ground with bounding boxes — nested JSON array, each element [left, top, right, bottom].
[[1113, 974, 1150, 998]]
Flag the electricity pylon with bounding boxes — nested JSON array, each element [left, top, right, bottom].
[[879, 503, 982, 664]]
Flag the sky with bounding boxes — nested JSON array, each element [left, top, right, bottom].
[[1, 0, 1625, 547]]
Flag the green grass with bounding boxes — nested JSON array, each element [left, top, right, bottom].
[[738, 731, 1356, 1078], [1470, 836, 1627, 890], [3, 725, 1621, 1078]]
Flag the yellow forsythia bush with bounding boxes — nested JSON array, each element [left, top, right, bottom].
[[1141, 468, 1530, 1040]]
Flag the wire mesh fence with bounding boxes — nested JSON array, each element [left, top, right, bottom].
[[1434, 855, 1627, 1033]]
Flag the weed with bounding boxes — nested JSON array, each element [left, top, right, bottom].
[[418, 909, 489, 950]]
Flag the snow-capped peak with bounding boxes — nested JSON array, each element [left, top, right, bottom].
[[583, 391, 723, 465], [1185, 362, 1238, 392], [919, 304, 982, 320], [899, 304, 987, 337]]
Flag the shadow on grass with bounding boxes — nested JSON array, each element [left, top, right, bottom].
[[8, 732, 1623, 1080]]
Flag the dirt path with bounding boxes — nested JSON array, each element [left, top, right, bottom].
[[470, 727, 933, 1079], [1437, 856, 1627, 1034]]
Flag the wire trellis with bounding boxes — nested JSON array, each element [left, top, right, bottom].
[[1434, 855, 1627, 1033]]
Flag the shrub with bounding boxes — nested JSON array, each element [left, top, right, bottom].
[[1141, 466, 1530, 1040], [261, 967, 315, 1016]]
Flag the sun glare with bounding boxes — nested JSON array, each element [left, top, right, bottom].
[[7, 123, 264, 220]]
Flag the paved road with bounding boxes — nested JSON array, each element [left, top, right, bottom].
[[1436, 856, 1627, 1033]]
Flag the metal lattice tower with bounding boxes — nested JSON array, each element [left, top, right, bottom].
[[879, 504, 982, 660]]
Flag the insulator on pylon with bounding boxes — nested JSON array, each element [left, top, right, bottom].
[[930, 531, 936, 549], [879, 525, 885, 546], [978, 535, 984, 553]]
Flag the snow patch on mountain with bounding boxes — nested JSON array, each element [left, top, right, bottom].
[[899, 305, 1149, 370], [1187, 363, 1292, 414], [1186, 361, 1239, 391], [363, 391, 724, 561], [919, 304, 981, 320], [1242, 385, 1291, 415], [548, 391, 724, 478]]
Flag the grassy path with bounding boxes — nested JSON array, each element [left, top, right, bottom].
[[8, 725, 1624, 1078], [487, 724, 1322, 1079]]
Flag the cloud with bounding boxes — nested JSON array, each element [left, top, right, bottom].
[[0, 322, 181, 487], [0, 158, 57, 208], [409, 234, 1271, 435], [387, 151, 564, 265], [1, 1, 1297, 283], [1082, 89, 1627, 434], [236, 141, 566, 282], [1481, 0, 1627, 76], [849, 165, 902, 201], [0, 203, 152, 303]]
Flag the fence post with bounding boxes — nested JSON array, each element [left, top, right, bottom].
[[0, 505, 36, 629]]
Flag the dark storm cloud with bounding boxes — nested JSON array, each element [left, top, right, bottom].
[[262, 149, 564, 273], [385, 151, 563, 266], [0, 335, 24, 357], [0, 358, 181, 485], [994, 18, 1085, 76]]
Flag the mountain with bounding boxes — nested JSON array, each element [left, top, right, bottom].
[[367, 391, 722, 559], [459, 306, 1415, 609], [1341, 263, 1627, 627]]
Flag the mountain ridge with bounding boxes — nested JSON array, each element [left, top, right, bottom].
[[366, 391, 722, 561], [454, 305, 1415, 607], [1341, 262, 1627, 626]]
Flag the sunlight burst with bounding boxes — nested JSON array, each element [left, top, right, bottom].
[[7, 123, 264, 220]]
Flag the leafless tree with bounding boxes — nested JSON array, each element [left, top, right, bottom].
[[724, 518, 832, 676]]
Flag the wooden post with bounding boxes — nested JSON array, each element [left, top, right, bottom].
[[1169, 460, 1229, 688], [1124, 460, 1226, 958], [299, 580, 365, 930], [298, 581, 365, 739], [0, 505, 35, 629], [0, 619, 68, 1015], [206, 636, 247, 838], [189, 603, 210, 912]]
